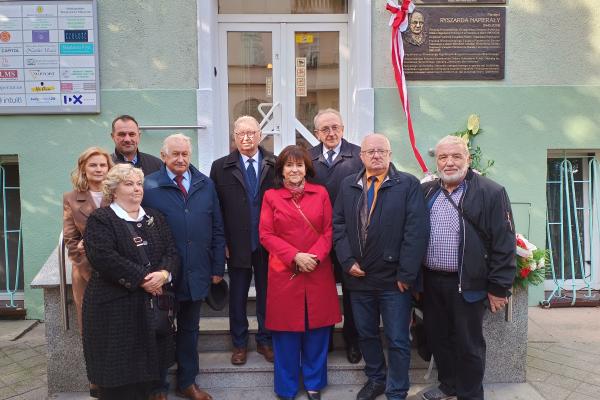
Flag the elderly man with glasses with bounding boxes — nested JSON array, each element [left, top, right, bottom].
[[308, 108, 364, 364], [333, 133, 429, 400], [210, 115, 276, 366]]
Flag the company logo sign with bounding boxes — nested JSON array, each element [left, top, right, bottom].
[[0, 69, 18, 80], [64, 30, 88, 43], [63, 94, 83, 104], [27, 69, 58, 80], [32, 30, 50, 43], [0, 32, 11, 43]]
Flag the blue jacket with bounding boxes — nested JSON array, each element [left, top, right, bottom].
[[143, 164, 226, 301], [333, 163, 430, 291]]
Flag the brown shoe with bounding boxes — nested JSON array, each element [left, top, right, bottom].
[[231, 347, 247, 365], [175, 383, 212, 400], [257, 343, 274, 363], [149, 393, 168, 400]]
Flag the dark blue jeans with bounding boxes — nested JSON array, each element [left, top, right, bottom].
[[351, 290, 412, 400]]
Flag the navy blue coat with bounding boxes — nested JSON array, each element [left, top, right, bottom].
[[143, 164, 226, 301], [333, 163, 430, 291]]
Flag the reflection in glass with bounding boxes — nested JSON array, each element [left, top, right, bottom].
[[227, 32, 274, 153], [294, 31, 339, 145], [219, 0, 347, 14]]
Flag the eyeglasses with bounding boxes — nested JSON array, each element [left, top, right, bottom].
[[361, 149, 390, 157], [234, 131, 258, 139], [315, 124, 342, 135]]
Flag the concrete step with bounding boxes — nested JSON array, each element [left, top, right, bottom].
[[185, 349, 436, 389]]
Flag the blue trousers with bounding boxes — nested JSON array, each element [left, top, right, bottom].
[[351, 290, 412, 400], [272, 326, 331, 398], [176, 300, 203, 390]]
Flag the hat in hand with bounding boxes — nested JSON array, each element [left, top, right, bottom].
[[206, 279, 229, 311]]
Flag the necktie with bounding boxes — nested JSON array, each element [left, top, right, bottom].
[[326, 150, 335, 166], [174, 175, 188, 197], [367, 176, 378, 214], [246, 158, 258, 196]]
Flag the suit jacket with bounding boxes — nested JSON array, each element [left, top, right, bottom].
[[143, 164, 226, 301], [62, 190, 108, 280], [111, 149, 163, 176], [210, 147, 276, 268], [309, 138, 363, 206]]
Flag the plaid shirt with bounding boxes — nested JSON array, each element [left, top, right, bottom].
[[424, 182, 464, 272]]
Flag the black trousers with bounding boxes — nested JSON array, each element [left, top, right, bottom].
[[228, 248, 271, 348], [423, 270, 486, 400], [98, 382, 151, 400], [331, 252, 359, 348]]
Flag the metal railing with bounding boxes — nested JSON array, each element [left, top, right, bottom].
[[0, 164, 22, 308], [58, 232, 70, 330], [545, 157, 598, 305]]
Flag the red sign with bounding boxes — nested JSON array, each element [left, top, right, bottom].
[[0, 70, 18, 79]]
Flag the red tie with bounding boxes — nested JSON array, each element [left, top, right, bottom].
[[174, 175, 188, 197]]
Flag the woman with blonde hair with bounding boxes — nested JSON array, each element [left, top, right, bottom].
[[83, 163, 179, 399], [63, 146, 112, 398]]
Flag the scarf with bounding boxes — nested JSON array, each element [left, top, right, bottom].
[[284, 179, 305, 202]]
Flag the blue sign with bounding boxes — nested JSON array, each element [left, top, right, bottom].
[[59, 43, 94, 55]]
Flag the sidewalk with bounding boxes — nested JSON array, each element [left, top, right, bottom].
[[0, 307, 598, 399]]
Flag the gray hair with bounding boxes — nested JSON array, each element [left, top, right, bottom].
[[313, 108, 343, 129], [102, 163, 144, 203], [360, 133, 391, 150], [233, 115, 261, 132], [434, 135, 470, 157], [161, 133, 192, 155]]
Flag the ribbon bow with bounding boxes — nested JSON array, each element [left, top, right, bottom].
[[386, 0, 415, 31], [385, 0, 428, 173]]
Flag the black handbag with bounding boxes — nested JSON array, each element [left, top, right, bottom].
[[125, 221, 176, 336]]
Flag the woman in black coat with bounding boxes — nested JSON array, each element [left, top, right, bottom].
[[82, 163, 180, 400]]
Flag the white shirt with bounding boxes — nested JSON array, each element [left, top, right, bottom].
[[90, 191, 103, 208], [166, 168, 191, 192], [110, 202, 147, 222]]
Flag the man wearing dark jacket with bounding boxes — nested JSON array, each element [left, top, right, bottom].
[[420, 135, 516, 400], [210, 115, 275, 366], [334, 134, 429, 400], [308, 108, 363, 363], [143, 134, 225, 400], [110, 114, 163, 175]]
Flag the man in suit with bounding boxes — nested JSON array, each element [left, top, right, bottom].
[[143, 134, 225, 400], [308, 108, 363, 363], [210, 115, 275, 365], [110, 114, 163, 175]]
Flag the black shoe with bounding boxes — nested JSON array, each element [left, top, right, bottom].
[[307, 390, 321, 400], [357, 380, 386, 400], [346, 344, 362, 364]]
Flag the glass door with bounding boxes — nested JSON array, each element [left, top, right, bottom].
[[219, 22, 347, 155]]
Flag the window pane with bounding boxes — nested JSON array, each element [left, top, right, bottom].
[[227, 32, 274, 153], [219, 0, 347, 14]]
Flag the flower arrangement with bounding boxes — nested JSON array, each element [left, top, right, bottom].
[[450, 114, 495, 176], [514, 233, 547, 288]]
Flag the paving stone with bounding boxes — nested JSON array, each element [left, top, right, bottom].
[[17, 354, 46, 369], [529, 342, 555, 351], [0, 357, 14, 368], [526, 366, 551, 382], [545, 344, 600, 364], [0, 364, 24, 380], [574, 382, 600, 398], [545, 374, 582, 391], [565, 392, 599, 400], [7, 349, 39, 363], [527, 356, 585, 380], [0, 386, 17, 400], [0, 344, 29, 355], [0, 369, 34, 385], [11, 379, 46, 396], [530, 381, 571, 400], [9, 386, 48, 400]]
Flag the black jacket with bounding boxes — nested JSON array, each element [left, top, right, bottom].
[[83, 207, 179, 387], [309, 139, 363, 206], [333, 164, 430, 291], [422, 169, 516, 297], [112, 149, 163, 176], [210, 147, 276, 268]]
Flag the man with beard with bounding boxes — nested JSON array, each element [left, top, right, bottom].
[[420, 135, 516, 400]]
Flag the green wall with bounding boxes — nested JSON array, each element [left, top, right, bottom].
[[374, 85, 600, 304], [1, 90, 197, 319]]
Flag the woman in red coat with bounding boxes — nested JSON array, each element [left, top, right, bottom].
[[260, 145, 341, 400]]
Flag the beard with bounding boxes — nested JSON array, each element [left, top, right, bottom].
[[438, 165, 468, 185]]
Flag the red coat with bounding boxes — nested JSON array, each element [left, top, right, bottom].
[[260, 182, 341, 332]]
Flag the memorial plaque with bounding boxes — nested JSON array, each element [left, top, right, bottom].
[[403, 7, 505, 80], [415, 0, 506, 4]]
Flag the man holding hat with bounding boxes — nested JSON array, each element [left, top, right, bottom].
[[210, 115, 276, 365], [143, 133, 225, 400]]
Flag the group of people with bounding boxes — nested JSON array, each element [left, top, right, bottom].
[[62, 109, 516, 400]]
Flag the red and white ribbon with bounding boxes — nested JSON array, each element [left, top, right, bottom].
[[386, 0, 429, 173]]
